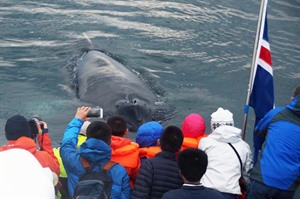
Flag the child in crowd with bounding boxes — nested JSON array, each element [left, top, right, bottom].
[[60, 106, 131, 199], [131, 125, 184, 199], [107, 116, 140, 187], [181, 113, 207, 150], [199, 107, 252, 199], [162, 148, 224, 199], [135, 121, 164, 162], [53, 120, 91, 199]]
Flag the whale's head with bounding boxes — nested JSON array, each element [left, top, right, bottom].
[[115, 98, 154, 132]]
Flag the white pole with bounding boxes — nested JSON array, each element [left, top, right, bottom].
[[241, 0, 268, 140]]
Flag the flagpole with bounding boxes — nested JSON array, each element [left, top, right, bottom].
[[241, 0, 267, 140]]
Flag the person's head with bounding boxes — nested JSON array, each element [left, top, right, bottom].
[[86, 121, 112, 144], [5, 115, 31, 141], [28, 116, 43, 140], [181, 113, 206, 138], [293, 85, 300, 98], [136, 121, 164, 148], [106, 116, 128, 137], [159, 125, 183, 153], [178, 148, 208, 183], [210, 107, 234, 133]]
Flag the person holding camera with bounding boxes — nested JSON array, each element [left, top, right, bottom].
[[60, 106, 131, 199], [53, 120, 91, 199], [28, 116, 60, 165], [0, 114, 60, 180]]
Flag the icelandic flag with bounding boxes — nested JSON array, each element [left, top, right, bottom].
[[249, 8, 274, 163]]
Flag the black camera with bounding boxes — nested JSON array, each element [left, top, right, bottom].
[[28, 116, 44, 139]]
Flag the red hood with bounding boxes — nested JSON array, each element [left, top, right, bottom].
[[182, 113, 206, 138], [110, 136, 132, 149], [1, 137, 37, 154]]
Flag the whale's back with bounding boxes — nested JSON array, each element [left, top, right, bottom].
[[76, 50, 159, 131]]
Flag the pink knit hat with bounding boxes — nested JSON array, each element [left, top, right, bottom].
[[181, 113, 206, 138]]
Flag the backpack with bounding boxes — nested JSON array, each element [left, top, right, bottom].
[[74, 157, 117, 199]]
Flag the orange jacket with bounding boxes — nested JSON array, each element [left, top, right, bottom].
[[181, 135, 208, 151], [110, 136, 140, 186], [138, 146, 161, 160], [0, 136, 60, 176]]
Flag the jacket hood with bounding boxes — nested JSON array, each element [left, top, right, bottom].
[[79, 138, 111, 163], [136, 121, 163, 147], [2, 137, 37, 154], [287, 95, 300, 114], [110, 136, 132, 149], [208, 125, 242, 143], [0, 149, 55, 198], [181, 113, 206, 138]]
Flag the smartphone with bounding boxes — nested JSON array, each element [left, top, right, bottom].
[[87, 107, 103, 118]]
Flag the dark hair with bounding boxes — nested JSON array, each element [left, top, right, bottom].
[[293, 85, 300, 97], [86, 121, 112, 144], [28, 116, 44, 140], [178, 148, 208, 182], [28, 120, 39, 139], [160, 125, 183, 153], [107, 116, 127, 137]]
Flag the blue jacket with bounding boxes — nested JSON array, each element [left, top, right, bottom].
[[60, 118, 131, 199], [250, 96, 300, 191]]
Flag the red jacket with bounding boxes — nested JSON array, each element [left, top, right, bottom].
[[0, 135, 60, 176], [110, 136, 140, 187]]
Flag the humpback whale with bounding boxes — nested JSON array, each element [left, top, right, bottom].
[[76, 49, 161, 132]]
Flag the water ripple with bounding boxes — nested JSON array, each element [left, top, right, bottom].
[[0, 38, 69, 48]]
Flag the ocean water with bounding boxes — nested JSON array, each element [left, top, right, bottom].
[[1, 0, 299, 142], [0, 1, 299, 194], [2, 0, 299, 141]]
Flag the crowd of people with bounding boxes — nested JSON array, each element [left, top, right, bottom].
[[0, 85, 299, 199]]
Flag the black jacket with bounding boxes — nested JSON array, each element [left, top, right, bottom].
[[131, 151, 183, 199], [161, 185, 224, 199]]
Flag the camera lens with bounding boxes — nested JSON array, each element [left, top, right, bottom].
[[28, 119, 38, 139]]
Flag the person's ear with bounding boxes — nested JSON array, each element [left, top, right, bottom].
[[124, 129, 129, 136], [179, 170, 187, 182], [157, 139, 160, 146]]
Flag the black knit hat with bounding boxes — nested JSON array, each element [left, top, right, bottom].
[[5, 115, 31, 140]]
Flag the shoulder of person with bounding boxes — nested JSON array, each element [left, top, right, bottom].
[[108, 162, 128, 175], [198, 136, 212, 149], [139, 157, 155, 170]]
